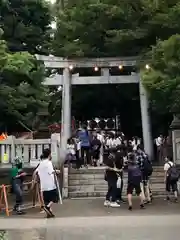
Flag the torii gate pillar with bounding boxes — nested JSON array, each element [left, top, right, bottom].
[[60, 68, 71, 159], [139, 81, 153, 160]]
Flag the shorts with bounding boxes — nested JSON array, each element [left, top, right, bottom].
[[92, 150, 100, 160], [166, 180, 177, 192], [127, 182, 141, 195], [43, 189, 59, 205]]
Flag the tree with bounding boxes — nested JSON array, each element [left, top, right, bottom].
[[51, 0, 180, 135], [0, 39, 49, 132], [53, 0, 180, 57], [0, 0, 53, 132], [0, 0, 52, 54], [142, 34, 180, 115]]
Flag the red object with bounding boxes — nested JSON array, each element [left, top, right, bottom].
[[0, 133, 8, 141], [48, 117, 76, 131]]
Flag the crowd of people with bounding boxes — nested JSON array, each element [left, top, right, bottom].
[[8, 126, 179, 217], [65, 125, 142, 168], [104, 145, 153, 209]]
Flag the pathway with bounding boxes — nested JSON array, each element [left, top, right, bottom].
[[0, 199, 179, 239]]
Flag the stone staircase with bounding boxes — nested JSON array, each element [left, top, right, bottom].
[[68, 166, 165, 198]]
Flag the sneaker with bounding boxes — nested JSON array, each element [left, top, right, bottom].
[[47, 213, 55, 218], [140, 204, 145, 209], [120, 198, 126, 203], [104, 200, 110, 207], [128, 205, 132, 211], [174, 198, 178, 203], [16, 210, 26, 215], [43, 206, 55, 218], [110, 202, 120, 208]]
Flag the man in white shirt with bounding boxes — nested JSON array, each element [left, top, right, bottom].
[[97, 131, 105, 165], [155, 135, 163, 162], [36, 148, 60, 218]]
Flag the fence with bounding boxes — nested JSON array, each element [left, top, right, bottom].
[[0, 137, 58, 164]]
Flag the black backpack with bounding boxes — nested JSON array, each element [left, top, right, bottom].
[[167, 163, 179, 182], [143, 156, 153, 176]]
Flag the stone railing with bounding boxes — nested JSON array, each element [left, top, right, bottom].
[[0, 138, 51, 164]]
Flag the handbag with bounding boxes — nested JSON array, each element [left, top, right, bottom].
[[116, 176, 121, 188]]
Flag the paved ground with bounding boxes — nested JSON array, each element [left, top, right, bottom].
[[1, 215, 180, 240], [6, 198, 180, 218], [0, 199, 180, 239]]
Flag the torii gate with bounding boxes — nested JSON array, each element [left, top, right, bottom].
[[36, 55, 153, 161]]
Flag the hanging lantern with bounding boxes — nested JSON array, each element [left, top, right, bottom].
[[99, 119, 106, 129], [89, 120, 98, 129]]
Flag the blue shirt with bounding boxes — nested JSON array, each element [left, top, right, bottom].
[[78, 130, 90, 147]]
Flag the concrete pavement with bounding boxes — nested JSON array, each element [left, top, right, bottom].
[[2, 215, 180, 240], [0, 199, 180, 239], [8, 198, 180, 218]]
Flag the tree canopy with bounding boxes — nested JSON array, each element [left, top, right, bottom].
[[0, 0, 52, 54], [0, 39, 49, 132], [53, 0, 180, 57], [1, 0, 180, 134], [51, 0, 180, 135], [142, 34, 180, 115], [0, 0, 52, 132]]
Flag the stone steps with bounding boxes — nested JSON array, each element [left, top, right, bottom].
[[69, 184, 165, 192], [67, 166, 166, 198], [69, 190, 167, 198], [69, 177, 164, 184]]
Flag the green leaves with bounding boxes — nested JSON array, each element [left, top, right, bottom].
[[0, 40, 48, 131], [0, 0, 52, 131], [53, 0, 180, 58], [0, 0, 52, 54], [142, 35, 180, 114]]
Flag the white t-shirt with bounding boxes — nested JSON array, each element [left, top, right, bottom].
[[106, 138, 116, 148], [156, 137, 162, 147], [164, 161, 173, 171], [114, 137, 121, 146], [97, 134, 104, 143], [37, 159, 56, 191], [77, 141, 81, 151], [67, 144, 76, 155], [132, 139, 141, 150]]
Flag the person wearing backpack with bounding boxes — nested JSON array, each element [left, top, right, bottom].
[[127, 153, 145, 210], [136, 145, 153, 203], [164, 157, 179, 202]]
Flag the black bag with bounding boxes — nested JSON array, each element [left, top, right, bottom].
[[143, 157, 153, 176], [167, 163, 179, 181]]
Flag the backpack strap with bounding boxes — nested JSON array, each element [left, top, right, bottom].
[[168, 162, 173, 169]]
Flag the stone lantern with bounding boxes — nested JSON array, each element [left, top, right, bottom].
[[33, 108, 50, 139], [170, 115, 180, 165]]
